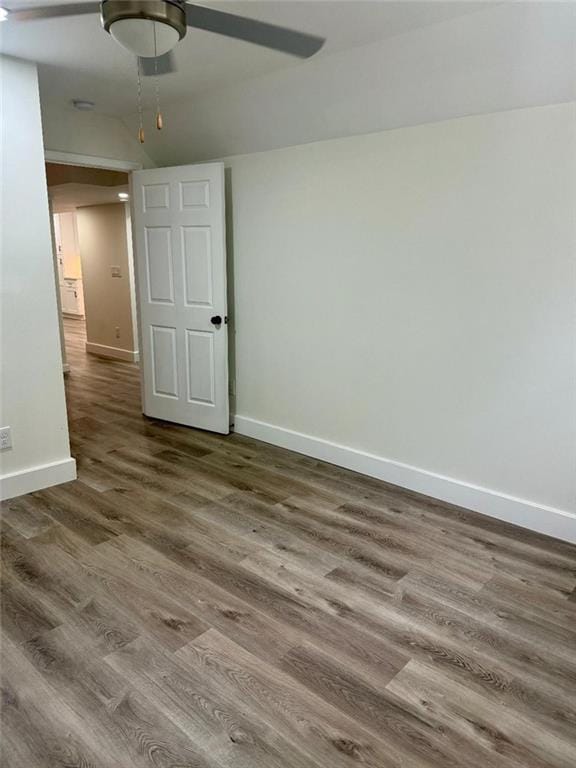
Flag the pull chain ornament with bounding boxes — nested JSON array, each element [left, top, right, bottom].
[[153, 22, 164, 131], [135, 23, 165, 142], [136, 56, 144, 143]]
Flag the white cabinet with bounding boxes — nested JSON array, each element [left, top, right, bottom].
[[54, 212, 85, 317], [57, 212, 82, 279], [53, 213, 64, 283], [60, 278, 85, 317]]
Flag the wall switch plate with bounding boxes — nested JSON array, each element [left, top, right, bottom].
[[111, 266, 122, 278], [0, 426, 12, 451]]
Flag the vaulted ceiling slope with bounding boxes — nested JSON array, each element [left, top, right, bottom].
[[121, 1, 576, 166], [2, 1, 488, 115], [4, 2, 575, 167]]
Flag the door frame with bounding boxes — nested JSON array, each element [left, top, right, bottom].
[[45, 149, 143, 373], [44, 150, 142, 173]]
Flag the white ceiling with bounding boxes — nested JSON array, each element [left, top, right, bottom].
[[49, 182, 129, 212], [1, 1, 489, 116]]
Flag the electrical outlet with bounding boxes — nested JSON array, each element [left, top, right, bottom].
[[0, 426, 12, 451], [115, 326, 121, 340], [111, 265, 122, 278]]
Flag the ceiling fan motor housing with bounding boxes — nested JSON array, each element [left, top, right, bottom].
[[101, 0, 187, 57]]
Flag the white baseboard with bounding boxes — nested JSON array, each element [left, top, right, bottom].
[[86, 342, 139, 363], [234, 415, 576, 545], [0, 457, 76, 501]]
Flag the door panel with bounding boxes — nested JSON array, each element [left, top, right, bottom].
[[131, 162, 229, 433], [145, 227, 174, 304], [180, 179, 210, 208], [150, 325, 179, 398], [183, 227, 212, 306], [186, 330, 215, 404], [143, 183, 170, 210]]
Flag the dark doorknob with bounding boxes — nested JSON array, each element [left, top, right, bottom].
[[210, 315, 222, 326]]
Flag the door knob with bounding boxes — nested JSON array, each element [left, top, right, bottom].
[[210, 315, 222, 326]]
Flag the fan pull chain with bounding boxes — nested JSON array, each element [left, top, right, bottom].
[[136, 56, 145, 143], [153, 22, 163, 130]]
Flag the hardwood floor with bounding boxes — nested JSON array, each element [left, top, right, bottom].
[[2, 317, 576, 767]]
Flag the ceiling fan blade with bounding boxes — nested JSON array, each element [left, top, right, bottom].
[[185, 3, 325, 59], [139, 52, 177, 77], [6, 2, 100, 21]]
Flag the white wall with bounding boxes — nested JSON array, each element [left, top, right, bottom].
[[76, 203, 138, 361], [124, 1, 576, 166], [42, 103, 154, 168], [0, 56, 75, 499], [13, 3, 574, 541], [230, 102, 576, 542]]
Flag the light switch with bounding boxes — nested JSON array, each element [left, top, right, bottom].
[[111, 265, 122, 278]]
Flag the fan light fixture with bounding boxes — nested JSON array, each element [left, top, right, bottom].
[[110, 18, 179, 57], [101, 0, 186, 58], [8, 0, 325, 142]]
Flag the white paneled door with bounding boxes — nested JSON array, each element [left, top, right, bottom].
[[131, 163, 229, 434]]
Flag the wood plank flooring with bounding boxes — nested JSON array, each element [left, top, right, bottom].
[[2, 317, 576, 767]]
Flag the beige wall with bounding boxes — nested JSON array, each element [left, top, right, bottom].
[[76, 203, 137, 360], [0, 56, 75, 498], [228, 102, 576, 543]]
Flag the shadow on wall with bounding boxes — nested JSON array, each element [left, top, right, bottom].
[[225, 166, 237, 419]]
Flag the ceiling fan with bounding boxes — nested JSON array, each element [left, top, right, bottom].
[[4, 1, 326, 75]]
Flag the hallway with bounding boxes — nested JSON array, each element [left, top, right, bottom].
[[1, 320, 576, 768]]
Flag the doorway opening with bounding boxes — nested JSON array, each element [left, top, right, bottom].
[[46, 153, 231, 469], [45, 156, 146, 477], [47, 161, 139, 376]]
